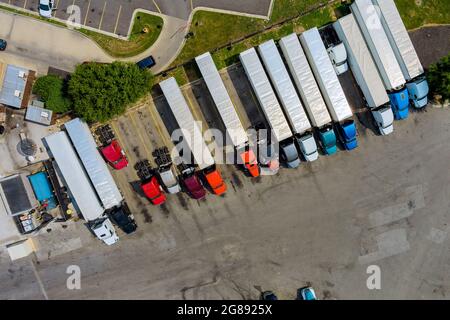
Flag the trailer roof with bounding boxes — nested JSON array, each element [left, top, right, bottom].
[[195, 52, 248, 148], [159, 77, 215, 170], [334, 14, 389, 108], [65, 118, 123, 210], [373, 0, 423, 80], [300, 28, 352, 122], [258, 40, 311, 134], [44, 132, 104, 221], [279, 33, 331, 128], [351, 0, 405, 89], [239, 48, 292, 142]]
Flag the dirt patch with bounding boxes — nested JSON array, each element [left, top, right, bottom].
[[409, 25, 450, 69]]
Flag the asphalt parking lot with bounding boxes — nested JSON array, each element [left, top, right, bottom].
[[1, 0, 273, 37]]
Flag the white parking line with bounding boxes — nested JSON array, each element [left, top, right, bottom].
[[98, 0, 107, 30], [113, 4, 122, 34], [152, 0, 161, 13], [23, 0, 27, 9], [83, 0, 91, 25]]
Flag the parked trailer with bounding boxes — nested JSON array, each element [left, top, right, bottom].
[[239, 47, 300, 168], [43, 132, 119, 245], [159, 77, 227, 195], [279, 33, 337, 156], [300, 27, 358, 151], [372, 0, 429, 108], [351, 0, 409, 120], [334, 14, 394, 136], [195, 52, 259, 177], [65, 118, 123, 210], [258, 39, 318, 162]]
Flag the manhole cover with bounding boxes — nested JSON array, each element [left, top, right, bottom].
[[18, 139, 37, 156]]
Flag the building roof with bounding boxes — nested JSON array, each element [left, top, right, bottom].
[[25, 105, 53, 126], [0, 64, 29, 109], [0, 174, 37, 216]]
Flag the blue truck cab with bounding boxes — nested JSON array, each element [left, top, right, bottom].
[[406, 76, 429, 109], [318, 126, 337, 155], [337, 120, 358, 151], [388, 88, 409, 120]]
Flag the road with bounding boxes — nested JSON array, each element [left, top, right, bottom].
[[1, 105, 449, 299]]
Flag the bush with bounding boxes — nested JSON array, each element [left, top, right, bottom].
[[68, 62, 154, 123], [428, 53, 450, 101], [32, 75, 72, 113]]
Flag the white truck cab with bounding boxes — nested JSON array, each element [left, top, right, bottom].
[[327, 43, 349, 75], [91, 218, 119, 246]]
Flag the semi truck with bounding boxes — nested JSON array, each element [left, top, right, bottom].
[[372, 0, 429, 109], [44, 132, 119, 245], [239, 47, 300, 168], [351, 0, 409, 120], [64, 118, 137, 234], [195, 52, 260, 176], [300, 27, 358, 151], [334, 14, 394, 136], [257, 39, 318, 162], [159, 77, 227, 196], [318, 24, 349, 75], [279, 33, 337, 156]]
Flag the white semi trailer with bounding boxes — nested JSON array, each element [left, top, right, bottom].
[[239, 47, 300, 168], [300, 27, 358, 151], [195, 52, 259, 177], [334, 14, 394, 136], [44, 132, 119, 245], [372, 0, 429, 109], [258, 39, 318, 162], [279, 33, 338, 156], [351, 0, 409, 120], [65, 118, 123, 210]]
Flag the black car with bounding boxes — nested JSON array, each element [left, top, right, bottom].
[[0, 39, 7, 51], [137, 56, 156, 69], [109, 205, 137, 234], [261, 291, 278, 301]]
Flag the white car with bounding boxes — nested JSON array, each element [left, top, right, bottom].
[[159, 166, 181, 194], [39, 0, 54, 18]]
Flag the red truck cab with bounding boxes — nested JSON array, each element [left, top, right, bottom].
[[100, 140, 128, 170], [202, 165, 227, 196], [141, 176, 166, 205], [240, 149, 260, 177]]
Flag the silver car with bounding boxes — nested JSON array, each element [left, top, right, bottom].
[[159, 167, 181, 194]]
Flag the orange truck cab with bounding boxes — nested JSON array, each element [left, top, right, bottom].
[[240, 149, 260, 177], [202, 165, 226, 196]]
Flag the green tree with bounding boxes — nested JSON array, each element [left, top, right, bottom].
[[68, 62, 154, 123], [428, 53, 450, 102], [32, 75, 72, 113]]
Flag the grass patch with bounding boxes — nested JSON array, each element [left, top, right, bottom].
[[79, 12, 164, 58], [171, 0, 333, 67], [394, 0, 450, 30]]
